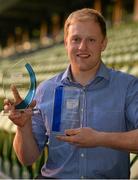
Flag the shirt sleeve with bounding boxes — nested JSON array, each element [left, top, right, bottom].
[[125, 77, 138, 130], [32, 82, 49, 152], [32, 113, 48, 152]]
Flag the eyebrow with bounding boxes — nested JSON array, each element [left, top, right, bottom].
[[71, 34, 96, 39]]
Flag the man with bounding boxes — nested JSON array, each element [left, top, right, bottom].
[[4, 8, 138, 178]]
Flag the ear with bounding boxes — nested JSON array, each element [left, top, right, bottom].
[[64, 37, 68, 50], [101, 37, 108, 51]]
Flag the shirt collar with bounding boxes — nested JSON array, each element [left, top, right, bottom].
[[95, 62, 110, 81], [61, 62, 110, 84], [61, 65, 72, 83]]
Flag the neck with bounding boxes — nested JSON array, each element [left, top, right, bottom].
[[71, 61, 101, 86]]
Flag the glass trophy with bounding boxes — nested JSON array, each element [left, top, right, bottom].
[[0, 58, 40, 116], [49, 86, 81, 149], [52, 86, 81, 134]]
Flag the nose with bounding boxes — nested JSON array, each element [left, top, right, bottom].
[[78, 39, 87, 50]]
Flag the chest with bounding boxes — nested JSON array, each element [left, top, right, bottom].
[[42, 85, 126, 134]]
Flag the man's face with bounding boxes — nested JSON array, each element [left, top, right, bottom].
[[64, 20, 107, 73]]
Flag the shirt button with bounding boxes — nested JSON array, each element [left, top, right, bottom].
[[81, 153, 84, 157]]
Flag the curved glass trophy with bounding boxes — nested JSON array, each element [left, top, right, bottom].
[[1, 58, 40, 115]]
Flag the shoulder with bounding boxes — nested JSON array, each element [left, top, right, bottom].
[[108, 67, 138, 84], [37, 71, 64, 89], [35, 71, 64, 99]]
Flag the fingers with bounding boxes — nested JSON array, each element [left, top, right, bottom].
[[56, 135, 76, 143], [3, 86, 36, 127], [11, 84, 22, 103], [4, 98, 36, 117], [9, 110, 21, 120], [56, 128, 81, 144], [3, 85, 22, 112], [56, 128, 81, 142], [4, 98, 15, 112], [8, 106, 33, 127], [9, 85, 36, 109], [4, 99, 13, 104], [4, 99, 14, 106], [28, 100, 36, 109], [65, 128, 81, 136], [8, 110, 30, 127]]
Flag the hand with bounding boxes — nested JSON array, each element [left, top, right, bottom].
[[56, 127, 101, 148], [4, 85, 36, 127]]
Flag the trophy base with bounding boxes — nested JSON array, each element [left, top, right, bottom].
[[0, 108, 41, 116]]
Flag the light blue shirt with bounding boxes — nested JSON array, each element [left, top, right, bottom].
[[32, 62, 138, 178]]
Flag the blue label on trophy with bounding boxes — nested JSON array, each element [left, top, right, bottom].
[[52, 86, 63, 132]]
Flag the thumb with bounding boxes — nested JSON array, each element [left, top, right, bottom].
[[11, 84, 22, 104]]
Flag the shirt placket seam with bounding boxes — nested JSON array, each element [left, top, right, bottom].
[[79, 87, 87, 179]]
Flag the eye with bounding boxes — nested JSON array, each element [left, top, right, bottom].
[[72, 37, 80, 43], [89, 38, 96, 43]]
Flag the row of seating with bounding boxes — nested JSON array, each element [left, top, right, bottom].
[[0, 130, 47, 179]]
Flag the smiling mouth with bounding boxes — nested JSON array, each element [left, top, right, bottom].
[[76, 54, 90, 58]]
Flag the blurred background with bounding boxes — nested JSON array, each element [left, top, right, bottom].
[[0, 0, 138, 178]]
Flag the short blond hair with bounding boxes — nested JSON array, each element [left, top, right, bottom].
[[64, 8, 106, 39]]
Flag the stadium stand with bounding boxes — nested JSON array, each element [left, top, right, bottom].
[[0, 22, 138, 178]]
